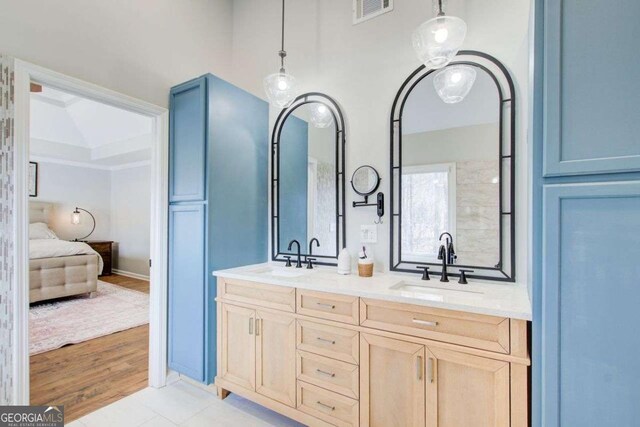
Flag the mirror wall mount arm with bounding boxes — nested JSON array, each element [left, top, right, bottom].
[[389, 50, 517, 282], [270, 92, 346, 266], [352, 193, 385, 224]]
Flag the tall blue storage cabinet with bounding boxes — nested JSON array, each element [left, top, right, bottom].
[[168, 74, 269, 383], [533, 1, 640, 425]]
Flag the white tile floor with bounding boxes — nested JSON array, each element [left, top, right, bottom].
[[67, 380, 305, 427]]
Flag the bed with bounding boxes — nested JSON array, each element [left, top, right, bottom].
[[29, 202, 103, 303]]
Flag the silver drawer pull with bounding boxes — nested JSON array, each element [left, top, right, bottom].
[[248, 318, 254, 335], [316, 337, 336, 345], [316, 401, 335, 411], [316, 302, 336, 309], [412, 318, 438, 327], [316, 368, 336, 378]]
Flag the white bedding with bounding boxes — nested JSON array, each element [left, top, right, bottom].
[[29, 239, 104, 274]]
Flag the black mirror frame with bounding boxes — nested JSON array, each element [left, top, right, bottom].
[[390, 50, 517, 282], [271, 92, 346, 266]]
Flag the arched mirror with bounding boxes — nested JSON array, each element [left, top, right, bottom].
[[390, 51, 516, 281], [271, 93, 346, 265]]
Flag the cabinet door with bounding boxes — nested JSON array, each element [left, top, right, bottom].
[[220, 304, 256, 390], [540, 182, 640, 426], [255, 310, 296, 407], [426, 348, 509, 427], [168, 203, 206, 381], [542, 0, 640, 176], [169, 77, 207, 202], [360, 333, 425, 427]]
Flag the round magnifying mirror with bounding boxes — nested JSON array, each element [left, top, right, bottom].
[[351, 165, 380, 196]]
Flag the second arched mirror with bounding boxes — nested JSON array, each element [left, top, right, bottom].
[[271, 93, 346, 265], [390, 51, 516, 281]]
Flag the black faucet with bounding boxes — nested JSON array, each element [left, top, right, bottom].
[[306, 238, 320, 269], [287, 239, 302, 268], [437, 232, 456, 282], [308, 238, 320, 256]]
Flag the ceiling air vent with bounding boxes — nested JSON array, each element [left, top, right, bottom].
[[353, 0, 394, 25]]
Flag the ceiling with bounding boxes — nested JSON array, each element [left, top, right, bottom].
[[30, 86, 153, 168]]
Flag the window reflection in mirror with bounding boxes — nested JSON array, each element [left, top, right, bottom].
[[401, 67, 500, 267], [278, 101, 337, 257]]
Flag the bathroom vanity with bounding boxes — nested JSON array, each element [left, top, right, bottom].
[[213, 264, 530, 427], [213, 52, 530, 426]]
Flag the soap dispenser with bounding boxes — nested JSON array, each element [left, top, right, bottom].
[[337, 248, 351, 275]]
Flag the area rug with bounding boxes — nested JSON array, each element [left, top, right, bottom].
[[29, 281, 149, 355]]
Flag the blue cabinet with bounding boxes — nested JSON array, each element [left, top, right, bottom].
[[168, 203, 206, 380], [169, 78, 207, 202], [543, 0, 640, 176], [168, 75, 268, 383], [541, 182, 640, 426], [534, 0, 640, 425]]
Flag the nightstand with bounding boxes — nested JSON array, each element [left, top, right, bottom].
[[85, 240, 114, 276]]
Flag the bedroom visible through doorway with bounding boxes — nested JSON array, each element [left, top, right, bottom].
[[27, 83, 153, 421]]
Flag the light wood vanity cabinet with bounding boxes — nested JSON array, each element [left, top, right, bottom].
[[360, 333, 426, 427], [425, 348, 510, 427], [216, 279, 529, 427], [218, 303, 297, 407]]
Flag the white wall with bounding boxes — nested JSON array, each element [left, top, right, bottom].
[[0, 0, 233, 107], [30, 162, 111, 241], [5, 0, 532, 278], [110, 165, 151, 276], [30, 160, 151, 276], [231, 0, 532, 279]]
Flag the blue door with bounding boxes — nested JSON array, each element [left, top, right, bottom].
[[541, 182, 640, 425], [168, 203, 206, 381], [169, 78, 207, 202]]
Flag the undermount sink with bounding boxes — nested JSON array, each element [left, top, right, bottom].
[[250, 266, 309, 278], [390, 281, 484, 295]]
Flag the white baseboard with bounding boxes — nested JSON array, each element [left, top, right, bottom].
[[112, 269, 150, 281]]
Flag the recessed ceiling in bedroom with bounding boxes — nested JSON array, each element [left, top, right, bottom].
[[30, 85, 153, 169]]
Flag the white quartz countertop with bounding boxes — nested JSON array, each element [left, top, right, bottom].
[[213, 263, 532, 321]]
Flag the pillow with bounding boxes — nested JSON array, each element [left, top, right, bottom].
[[29, 222, 59, 240]]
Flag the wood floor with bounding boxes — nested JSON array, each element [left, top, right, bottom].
[[30, 274, 150, 422]]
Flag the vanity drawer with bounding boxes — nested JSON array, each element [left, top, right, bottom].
[[297, 289, 359, 325], [297, 350, 359, 399], [217, 278, 295, 312], [297, 381, 359, 427], [297, 320, 359, 364], [360, 298, 510, 354]]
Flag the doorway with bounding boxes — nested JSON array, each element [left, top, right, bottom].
[[13, 60, 169, 409]]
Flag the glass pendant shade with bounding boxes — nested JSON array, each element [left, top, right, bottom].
[[412, 15, 467, 69], [309, 103, 333, 128], [433, 65, 477, 104], [264, 71, 298, 109]]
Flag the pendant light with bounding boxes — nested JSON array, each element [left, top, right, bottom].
[[263, 0, 298, 108], [412, 0, 467, 69], [433, 65, 476, 104], [309, 103, 333, 128]]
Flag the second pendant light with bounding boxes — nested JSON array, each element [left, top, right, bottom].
[[263, 0, 298, 108], [412, 0, 467, 69]]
